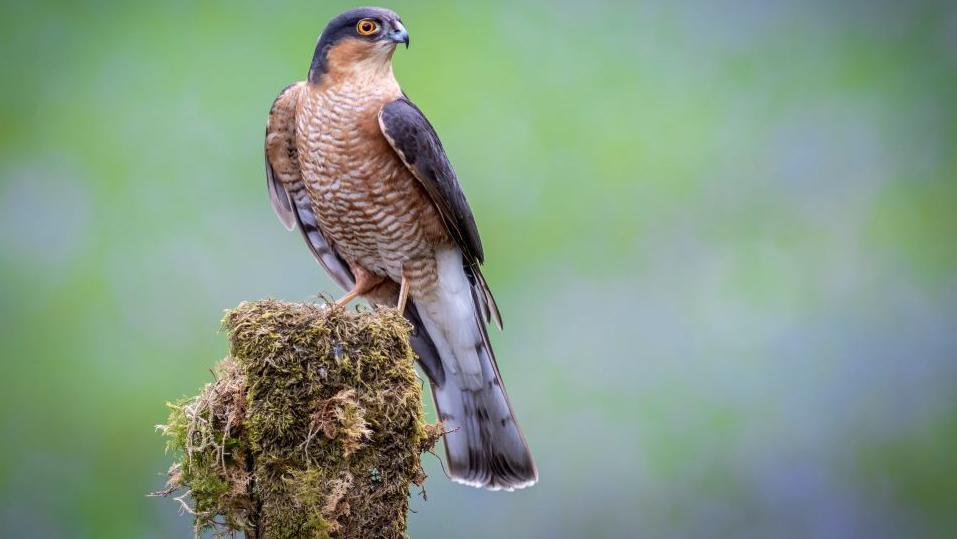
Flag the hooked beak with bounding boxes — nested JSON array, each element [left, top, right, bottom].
[[390, 21, 409, 48]]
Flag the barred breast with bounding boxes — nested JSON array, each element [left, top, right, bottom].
[[296, 80, 447, 297]]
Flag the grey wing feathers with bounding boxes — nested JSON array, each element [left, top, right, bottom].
[[378, 97, 502, 328], [378, 97, 484, 263], [266, 155, 296, 231], [265, 82, 354, 291]]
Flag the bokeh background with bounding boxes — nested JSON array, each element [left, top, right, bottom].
[[2, 0, 956, 537]]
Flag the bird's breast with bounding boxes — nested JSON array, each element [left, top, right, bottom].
[[296, 82, 447, 294]]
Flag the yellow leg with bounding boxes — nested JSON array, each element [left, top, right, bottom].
[[334, 288, 361, 307], [334, 265, 382, 307], [396, 276, 410, 313]]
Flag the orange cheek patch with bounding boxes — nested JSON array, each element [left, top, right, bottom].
[[326, 39, 384, 70]]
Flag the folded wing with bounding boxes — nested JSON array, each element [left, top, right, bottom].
[[265, 82, 354, 290], [377, 97, 501, 328]]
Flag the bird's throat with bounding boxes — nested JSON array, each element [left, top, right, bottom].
[[309, 39, 398, 89]]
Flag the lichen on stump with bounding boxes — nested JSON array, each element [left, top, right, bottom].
[[156, 300, 440, 538]]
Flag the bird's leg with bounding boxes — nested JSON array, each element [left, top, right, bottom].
[[335, 266, 382, 307], [334, 288, 361, 307], [396, 275, 410, 313]]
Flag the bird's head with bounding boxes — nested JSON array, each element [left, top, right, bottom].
[[308, 7, 409, 85]]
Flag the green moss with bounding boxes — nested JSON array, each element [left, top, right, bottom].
[[156, 300, 440, 538]]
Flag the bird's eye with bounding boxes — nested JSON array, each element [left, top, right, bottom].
[[356, 19, 379, 36]]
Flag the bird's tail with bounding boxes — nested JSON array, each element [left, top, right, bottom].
[[408, 248, 537, 490], [429, 363, 537, 490]]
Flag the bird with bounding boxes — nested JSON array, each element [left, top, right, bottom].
[[264, 7, 537, 491]]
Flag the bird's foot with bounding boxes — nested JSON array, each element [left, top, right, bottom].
[[335, 265, 384, 307]]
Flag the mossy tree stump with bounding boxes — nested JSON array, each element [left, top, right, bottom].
[[157, 300, 439, 538]]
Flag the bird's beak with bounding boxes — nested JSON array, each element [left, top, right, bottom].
[[390, 21, 410, 48]]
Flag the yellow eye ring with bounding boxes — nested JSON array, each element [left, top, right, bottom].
[[356, 19, 378, 36]]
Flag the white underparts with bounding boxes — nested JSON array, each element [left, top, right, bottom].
[[414, 247, 484, 390]]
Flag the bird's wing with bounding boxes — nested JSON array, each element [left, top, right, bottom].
[[266, 82, 354, 290], [378, 97, 502, 328]]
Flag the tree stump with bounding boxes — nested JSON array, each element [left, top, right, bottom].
[[156, 300, 440, 538]]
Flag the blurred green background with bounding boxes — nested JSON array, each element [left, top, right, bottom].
[[2, 0, 956, 537]]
